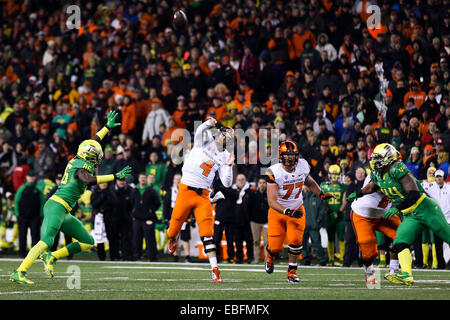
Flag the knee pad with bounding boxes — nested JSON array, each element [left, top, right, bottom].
[[392, 242, 409, 254], [287, 244, 303, 255], [201, 236, 216, 254]]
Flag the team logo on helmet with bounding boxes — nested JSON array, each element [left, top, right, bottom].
[[328, 164, 341, 183], [369, 143, 398, 172], [279, 141, 299, 167], [77, 140, 104, 167]]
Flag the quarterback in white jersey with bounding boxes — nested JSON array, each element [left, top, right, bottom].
[[348, 175, 400, 286], [264, 140, 335, 283], [167, 117, 234, 283], [180, 119, 233, 190]]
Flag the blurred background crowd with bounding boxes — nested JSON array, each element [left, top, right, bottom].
[[0, 0, 449, 266]]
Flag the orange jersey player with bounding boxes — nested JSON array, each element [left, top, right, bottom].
[[264, 140, 335, 283], [167, 117, 234, 283]]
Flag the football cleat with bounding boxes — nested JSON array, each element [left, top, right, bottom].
[[287, 269, 300, 283], [377, 261, 387, 268], [210, 267, 223, 283], [9, 270, 34, 284], [40, 251, 56, 278], [385, 272, 414, 286], [365, 271, 377, 285], [333, 260, 343, 267], [168, 238, 177, 255], [264, 254, 275, 274]]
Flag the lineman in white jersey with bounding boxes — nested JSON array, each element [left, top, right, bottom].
[[167, 117, 234, 283], [349, 175, 401, 285], [421, 169, 450, 267], [265, 140, 336, 283]]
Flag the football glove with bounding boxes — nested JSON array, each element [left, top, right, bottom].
[[106, 110, 121, 129], [320, 191, 336, 200], [115, 165, 132, 180], [284, 208, 303, 219], [384, 207, 399, 219], [346, 192, 357, 202]]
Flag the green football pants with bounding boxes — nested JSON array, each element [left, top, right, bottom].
[[40, 200, 94, 248], [325, 212, 345, 242], [393, 197, 450, 246]]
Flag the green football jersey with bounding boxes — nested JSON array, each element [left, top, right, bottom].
[[36, 178, 56, 196], [320, 182, 347, 212], [53, 158, 95, 209], [370, 161, 425, 207]]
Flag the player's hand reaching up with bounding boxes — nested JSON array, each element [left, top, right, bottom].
[[115, 165, 132, 180], [208, 117, 217, 127], [106, 110, 121, 129], [226, 152, 235, 166]]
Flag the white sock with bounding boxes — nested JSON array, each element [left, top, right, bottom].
[[364, 264, 374, 274], [209, 256, 218, 269], [389, 259, 399, 273]]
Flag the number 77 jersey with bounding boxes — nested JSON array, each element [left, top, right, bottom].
[[265, 159, 310, 210]]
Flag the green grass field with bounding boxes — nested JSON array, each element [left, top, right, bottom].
[[0, 257, 449, 300]]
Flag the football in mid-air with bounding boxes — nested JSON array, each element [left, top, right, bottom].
[[172, 10, 188, 30]]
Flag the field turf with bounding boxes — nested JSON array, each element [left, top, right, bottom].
[[0, 258, 449, 301]]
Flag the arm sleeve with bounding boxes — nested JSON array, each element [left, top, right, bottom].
[[193, 120, 213, 148], [218, 163, 233, 188]]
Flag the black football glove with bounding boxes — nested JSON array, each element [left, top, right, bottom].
[[284, 208, 303, 219]]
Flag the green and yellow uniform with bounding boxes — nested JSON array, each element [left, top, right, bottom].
[[320, 182, 347, 265], [371, 161, 450, 283], [78, 190, 93, 232], [40, 158, 95, 252], [10, 110, 132, 284], [36, 178, 56, 197]]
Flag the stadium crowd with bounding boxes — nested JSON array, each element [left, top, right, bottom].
[[0, 0, 449, 266]]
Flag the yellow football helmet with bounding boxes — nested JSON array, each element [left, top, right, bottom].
[[77, 140, 104, 167], [328, 164, 341, 183], [370, 143, 398, 172]]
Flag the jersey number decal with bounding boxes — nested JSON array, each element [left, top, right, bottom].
[[377, 196, 390, 208], [61, 163, 73, 185], [327, 192, 342, 205], [200, 161, 214, 177], [282, 182, 303, 200]]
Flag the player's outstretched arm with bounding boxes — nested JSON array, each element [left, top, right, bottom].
[[218, 152, 234, 187], [75, 166, 132, 187], [92, 110, 121, 143], [193, 117, 217, 147], [305, 175, 336, 200]]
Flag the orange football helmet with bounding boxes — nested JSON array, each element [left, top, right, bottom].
[[279, 140, 299, 167]]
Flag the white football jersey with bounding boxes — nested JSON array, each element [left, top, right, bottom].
[[266, 158, 310, 210], [181, 121, 232, 190], [422, 181, 450, 223], [351, 175, 391, 219]]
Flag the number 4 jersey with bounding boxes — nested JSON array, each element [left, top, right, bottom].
[[180, 121, 232, 190], [351, 175, 392, 219], [265, 159, 310, 210]]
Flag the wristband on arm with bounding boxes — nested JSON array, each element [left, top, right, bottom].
[[96, 174, 115, 184]]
